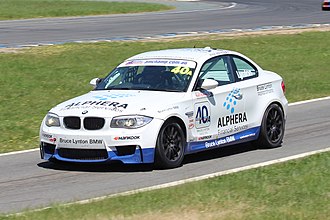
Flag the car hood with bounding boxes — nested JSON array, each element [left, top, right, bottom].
[[50, 90, 186, 118]]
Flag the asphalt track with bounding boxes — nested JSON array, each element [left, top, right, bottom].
[[0, 0, 329, 47], [1, 0, 330, 215], [0, 98, 330, 214]]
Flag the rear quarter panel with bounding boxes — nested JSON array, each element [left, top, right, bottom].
[[237, 70, 287, 130]]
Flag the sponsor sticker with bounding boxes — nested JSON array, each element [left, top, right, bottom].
[[218, 112, 247, 128], [58, 137, 104, 149], [123, 60, 144, 66], [158, 106, 179, 113], [205, 135, 235, 148], [196, 127, 210, 135], [119, 59, 196, 68], [194, 90, 213, 98], [257, 83, 273, 96], [64, 101, 128, 109], [42, 133, 56, 143], [113, 136, 140, 141], [208, 50, 230, 56], [223, 88, 242, 114], [59, 138, 103, 145], [198, 135, 212, 141], [218, 124, 248, 135], [219, 88, 248, 128], [42, 133, 52, 139], [60, 100, 128, 113], [236, 69, 256, 79], [93, 94, 136, 100]]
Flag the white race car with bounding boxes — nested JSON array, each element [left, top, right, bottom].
[[40, 47, 288, 168]]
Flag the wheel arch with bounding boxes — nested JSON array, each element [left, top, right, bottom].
[[162, 116, 187, 140], [154, 116, 187, 169], [253, 99, 286, 128], [267, 100, 286, 119]]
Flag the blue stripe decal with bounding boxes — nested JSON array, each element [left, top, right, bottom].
[[187, 126, 260, 153], [108, 147, 154, 164], [51, 147, 155, 164]]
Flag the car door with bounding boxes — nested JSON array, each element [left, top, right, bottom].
[[188, 55, 246, 152], [228, 55, 261, 137]]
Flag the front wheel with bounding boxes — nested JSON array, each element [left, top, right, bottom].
[[155, 120, 186, 169], [254, 103, 285, 148]]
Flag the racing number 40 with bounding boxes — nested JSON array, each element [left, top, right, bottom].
[[195, 105, 210, 128], [171, 66, 192, 76]]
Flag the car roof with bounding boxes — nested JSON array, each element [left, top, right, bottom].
[[126, 47, 239, 63]]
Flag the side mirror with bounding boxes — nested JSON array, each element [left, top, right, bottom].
[[200, 78, 218, 90], [89, 78, 102, 88]]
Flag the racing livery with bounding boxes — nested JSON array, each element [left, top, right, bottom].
[[40, 47, 288, 168]]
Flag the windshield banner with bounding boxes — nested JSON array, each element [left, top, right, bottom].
[[119, 59, 196, 68]]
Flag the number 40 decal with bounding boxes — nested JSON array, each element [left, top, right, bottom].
[[171, 66, 192, 76], [195, 102, 211, 129]]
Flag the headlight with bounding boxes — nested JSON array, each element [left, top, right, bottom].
[[45, 113, 60, 127], [111, 115, 153, 129]]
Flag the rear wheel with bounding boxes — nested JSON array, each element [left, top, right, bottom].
[[155, 120, 185, 169], [255, 103, 285, 148]]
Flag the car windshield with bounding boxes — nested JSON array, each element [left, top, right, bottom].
[[95, 59, 197, 92]]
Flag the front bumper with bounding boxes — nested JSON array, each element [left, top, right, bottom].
[[40, 142, 155, 164], [39, 118, 163, 164]]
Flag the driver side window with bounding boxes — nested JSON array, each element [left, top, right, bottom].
[[199, 56, 234, 86]]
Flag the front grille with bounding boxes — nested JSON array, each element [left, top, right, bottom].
[[84, 117, 105, 130], [63, 116, 105, 130], [58, 148, 108, 160], [64, 117, 81, 129]]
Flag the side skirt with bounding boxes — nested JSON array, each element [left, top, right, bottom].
[[186, 127, 260, 154]]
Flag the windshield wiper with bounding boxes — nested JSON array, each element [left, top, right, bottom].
[[104, 86, 132, 90], [137, 88, 182, 92]]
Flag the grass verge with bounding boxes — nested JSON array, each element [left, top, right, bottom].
[[0, 30, 329, 153], [2, 150, 329, 219], [0, 0, 173, 20]]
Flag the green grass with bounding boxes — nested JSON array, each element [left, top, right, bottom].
[[0, 0, 173, 20], [0, 30, 329, 153], [2, 150, 329, 219]]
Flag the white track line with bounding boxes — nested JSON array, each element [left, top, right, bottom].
[[73, 147, 330, 205], [288, 96, 330, 106], [0, 148, 39, 157], [1, 96, 329, 157], [15, 146, 330, 216], [150, 2, 237, 15]]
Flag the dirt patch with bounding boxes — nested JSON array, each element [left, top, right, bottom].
[[217, 26, 330, 37], [0, 48, 25, 54], [107, 203, 252, 220], [137, 26, 330, 42]]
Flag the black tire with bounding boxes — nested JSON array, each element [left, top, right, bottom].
[[254, 103, 285, 148], [155, 120, 186, 169]]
